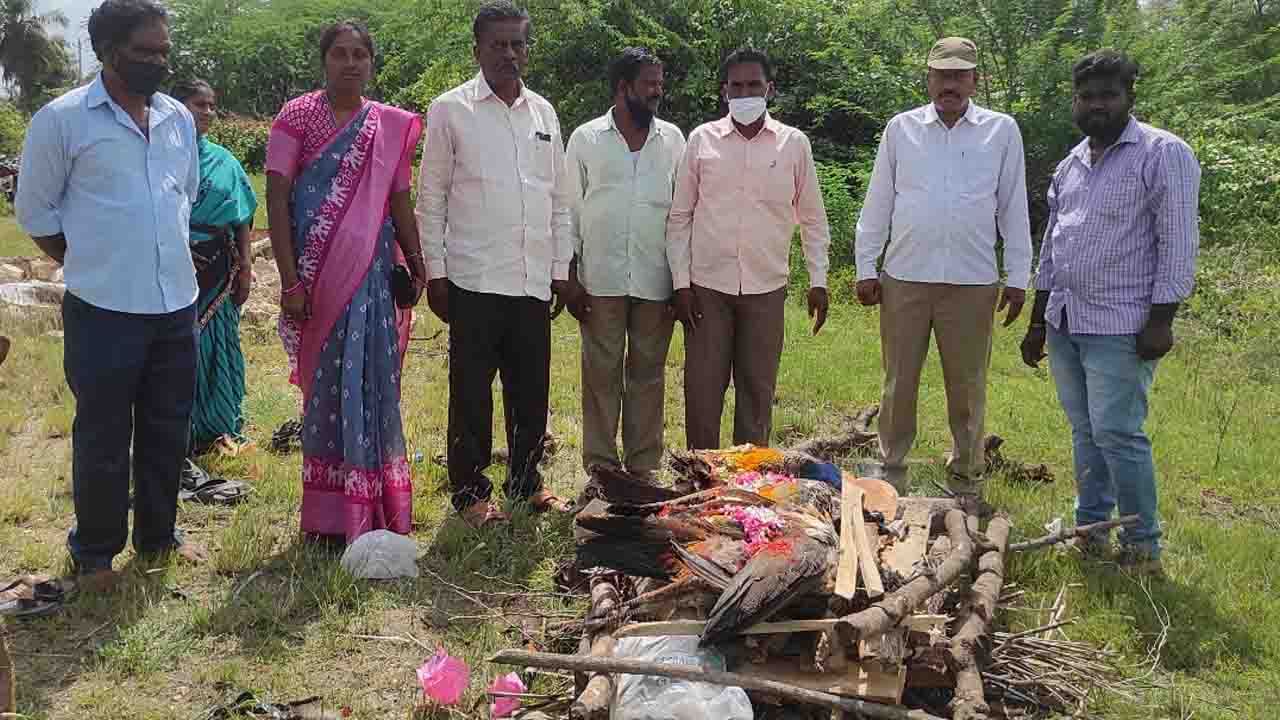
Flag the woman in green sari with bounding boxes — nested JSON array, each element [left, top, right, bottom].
[[172, 79, 258, 494]]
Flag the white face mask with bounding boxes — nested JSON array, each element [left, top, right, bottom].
[[728, 96, 767, 125]]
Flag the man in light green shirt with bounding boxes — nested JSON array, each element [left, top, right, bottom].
[[565, 47, 686, 477]]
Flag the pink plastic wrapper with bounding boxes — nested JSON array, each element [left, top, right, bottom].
[[488, 672, 526, 718], [417, 648, 469, 706]]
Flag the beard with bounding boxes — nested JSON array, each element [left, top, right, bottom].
[[624, 93, 657, 128], [1076, 111, 1126, 138]]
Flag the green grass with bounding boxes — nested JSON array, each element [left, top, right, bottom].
[[1, 299, 1277, 718], [1, 203, 1279, 717], [0, 216, 32, 257]]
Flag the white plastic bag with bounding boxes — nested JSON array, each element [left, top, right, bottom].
[[610, 636, 753, 720], [339, 529, 419, 579]]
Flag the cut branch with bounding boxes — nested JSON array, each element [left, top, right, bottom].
[[1009, 515, 1140, 552], [490, 650, 947, 720], [949, 516, 1011, 720]]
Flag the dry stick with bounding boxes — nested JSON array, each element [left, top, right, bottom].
[[571, 579, 620, 720], [1008, 515, 1141, 552], [490, 650, 947, 720], [836, 510, 974, 642], [949, 515, 1011, 720], [1044, 584, 1069, 641]]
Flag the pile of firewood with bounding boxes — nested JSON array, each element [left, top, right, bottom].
[[490, 413, 1136, 719]]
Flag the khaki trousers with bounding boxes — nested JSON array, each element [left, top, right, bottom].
[[878, 274, 999, 490], [580, 296, 675, 475], [683, 285, 786, 450]]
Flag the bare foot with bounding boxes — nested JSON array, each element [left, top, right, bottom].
[[75, 569, 121, 594], [173, 542, 209, 565]]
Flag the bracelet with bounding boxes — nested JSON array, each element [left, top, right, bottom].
[[404, 251, 423, 261], [282, 280, 305, 296], [1029, 322, 1046, 329]]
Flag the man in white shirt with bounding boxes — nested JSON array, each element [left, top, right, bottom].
[[565, 48, 685, 478], [855, 37, 1032, 494], [16, 0, 206, 580], [416, 1, 576, 527], [667, 48, 831, 450]]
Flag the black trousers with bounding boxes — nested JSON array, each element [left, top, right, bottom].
[[62, 292, 197, 571], [447, 284, 550, 512]]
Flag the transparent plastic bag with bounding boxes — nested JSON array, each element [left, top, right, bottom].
[[339, 529, 419, 579], [610, 636, 753, 720]]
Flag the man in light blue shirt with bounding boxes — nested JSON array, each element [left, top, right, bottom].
[[15, 0, 205, 582], [564, 48, 685, 477]]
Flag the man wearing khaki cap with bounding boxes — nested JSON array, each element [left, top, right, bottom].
[[854, 37, 1032, 495]]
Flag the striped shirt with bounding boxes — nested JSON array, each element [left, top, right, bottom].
[[1034, 117, 1201, 335]]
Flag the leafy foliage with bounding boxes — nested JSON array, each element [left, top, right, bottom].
[[158, 0, 1277, 265], [0, 99, 24, 156], [0, 0, 75, 112], [206, 114, 270, 172]]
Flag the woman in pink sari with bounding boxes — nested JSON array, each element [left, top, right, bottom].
[[265, 21, 425, 545]]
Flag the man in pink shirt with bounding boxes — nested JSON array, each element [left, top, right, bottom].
[[667, 48, 832, 450]]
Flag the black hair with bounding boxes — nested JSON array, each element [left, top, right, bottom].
[[170, 78, 213, 103], [608, 47, 662, 97], [473, 1, 530, 42], [87, 0, 168, 62], [1072, 49, 1139, 94], [720, 47, 773, 84], [319, 20, 375, 63]]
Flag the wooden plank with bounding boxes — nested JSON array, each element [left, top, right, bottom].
[[855, 507, 885, 599], [883, 503, 932, 592], [741, 658, 907, 705], [614, 615, 950, 639], [835, 483, 863, 600]]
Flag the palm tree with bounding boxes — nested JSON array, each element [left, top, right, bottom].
[[0, 0, 71, 110]]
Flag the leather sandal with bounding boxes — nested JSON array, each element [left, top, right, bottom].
[[528, 489, 571, 514], [461, 501, 509, 529]]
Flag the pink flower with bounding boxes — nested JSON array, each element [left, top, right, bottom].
[[488, 672, 526, 718], [734, 471, 764, 488], [417, 648, 469, 706]]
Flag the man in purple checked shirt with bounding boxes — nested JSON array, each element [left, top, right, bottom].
[[1022, 50, 1201, 577]]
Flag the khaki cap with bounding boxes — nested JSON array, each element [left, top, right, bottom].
[[928, 37, 978, 70]]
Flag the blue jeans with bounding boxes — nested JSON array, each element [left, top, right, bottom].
[[1047, 325, 1161, 557]]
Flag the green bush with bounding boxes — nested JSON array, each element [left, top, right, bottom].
[[208, 115, 270, 172], [1192, 133, 1280, 255], [0, 102, 26, 157], [789, 158, 872, 300]]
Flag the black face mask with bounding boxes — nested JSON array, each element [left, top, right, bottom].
[[116, 56, 170, 96], [624, 92, 656, 129]]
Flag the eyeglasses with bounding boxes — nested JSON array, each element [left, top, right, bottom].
[[485, 38, 534, 53]]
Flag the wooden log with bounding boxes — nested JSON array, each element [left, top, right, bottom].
[[837, 511, 973, 643], [490, 649, 948, 720], [948, 516, 1011, 720], [835, 484, 864, 600], [1008, 515, 1140, 552], [613, 615, 950, 639], [571, 579, 620, 719]]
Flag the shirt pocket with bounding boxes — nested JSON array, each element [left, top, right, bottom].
[[524, 123, 556, 189], [1098, 169, 1144, 218], [753, 155, 795, 208], [958, 149, 1001, 198]]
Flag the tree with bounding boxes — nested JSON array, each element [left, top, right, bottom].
[[0, 0, 71, 111]]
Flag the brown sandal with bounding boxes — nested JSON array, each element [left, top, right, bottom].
[[528, 489, 571, 514], [461, 501, 509, 529]]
